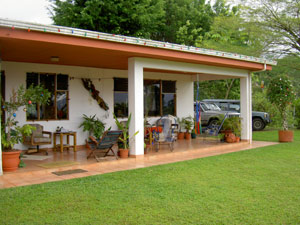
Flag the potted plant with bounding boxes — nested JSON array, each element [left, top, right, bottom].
[[221, 116, 241, 143], [184, 116, 194, 140], [177, 117, 185, 139], [79, 114, 106, 140], [191, 128, 196, 139], [267, 75, 296, 142], [113, 113, 139, 158], [1, 85, 50, 172]]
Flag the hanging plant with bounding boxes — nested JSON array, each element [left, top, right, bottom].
[[81, 78, 109, 111]]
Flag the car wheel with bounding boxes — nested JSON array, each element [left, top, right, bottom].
[[208, 119, 219, 127], [252, 118, 265, 131]]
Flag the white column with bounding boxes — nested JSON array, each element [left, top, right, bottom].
[[128, 58, 144, 156], [240, 74, 252, 142], [0, 58, 3, 175]]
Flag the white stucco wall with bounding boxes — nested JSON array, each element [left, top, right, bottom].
[[2, 61, 194, 149]]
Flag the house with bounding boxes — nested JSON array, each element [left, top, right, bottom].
[[0, 19, 275, 175]]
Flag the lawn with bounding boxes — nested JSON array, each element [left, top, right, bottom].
[[1, 130, 300, 224]]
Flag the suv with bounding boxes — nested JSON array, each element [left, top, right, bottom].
[[195, 102, 240, 127], [202, 99, 271, 131]]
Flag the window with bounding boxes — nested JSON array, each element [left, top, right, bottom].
[[114, 78, 128, 118], [26, 72, 69, 120], [113, 78, 176, 117]]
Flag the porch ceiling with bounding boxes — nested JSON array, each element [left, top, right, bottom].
[[0, 27, 273, 73]]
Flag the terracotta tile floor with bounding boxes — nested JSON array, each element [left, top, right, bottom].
[[0, 138, 278, 189]]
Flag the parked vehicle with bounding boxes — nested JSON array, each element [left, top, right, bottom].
[[194, 101, 240, 127], [202, 99, 271, 131]]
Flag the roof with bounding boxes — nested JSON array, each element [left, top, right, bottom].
[[0, 18, 276, 72]]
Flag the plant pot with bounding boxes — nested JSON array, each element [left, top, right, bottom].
[[191, 133, 196, 139], [225, 133, 236, 143], [185, 133, 191, 140], [235, 136, 240, 142], [144, 145, 151, 154], [2, 150, 21, 172], [119, 149, 129, 158], [278, 130, 294, 142], [178, 132, 185, 140]]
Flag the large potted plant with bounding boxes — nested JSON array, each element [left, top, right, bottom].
[[1, 85, 50, 171], [177, 117, 185, 140], [79, 114, 106, 140], [221, 116, 241, 143], [113, 113, 139, 158], [267, 75, 296, 142], [184, 116, 194, 140]]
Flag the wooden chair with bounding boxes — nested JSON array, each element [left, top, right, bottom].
[[23, 124, 52, 155], [86, 130, 122, 162]]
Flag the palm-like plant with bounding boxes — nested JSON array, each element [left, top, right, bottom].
[[79, 114, 105, 139], [113, 113, 139, 149]]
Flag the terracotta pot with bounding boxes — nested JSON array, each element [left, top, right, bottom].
[[178, 132, 185, 140], [119, 149, 129, 158], [185, 133, 191, 140], [278, 130, 294, 142], [144, 145, 151, 154], [226, 133, 236, 143], [235, 136, 240, 142], [2, 151, 21, 172]]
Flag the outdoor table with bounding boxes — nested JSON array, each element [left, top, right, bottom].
[[53, 131, 77, 153]]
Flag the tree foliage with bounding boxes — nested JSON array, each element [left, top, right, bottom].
[[49, 0, 230, 45], [245, 0, 300, 56]]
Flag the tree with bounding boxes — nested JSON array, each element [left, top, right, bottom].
[[49, 0, 232, 45], [245, 0, 300, 56], [49, 0, 165, 39]]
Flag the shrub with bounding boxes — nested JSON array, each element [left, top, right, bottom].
[[266, 75, 296, 130]]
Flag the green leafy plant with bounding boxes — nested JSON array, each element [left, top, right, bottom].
[[184, 116, 194, 133], [177, 117, 186, 132], [1, 85, 51, 151], [222, 116, 241, 137], [113, 113, 139, 149], [267, 75, 296, 130], [79, 114, 105, 139]]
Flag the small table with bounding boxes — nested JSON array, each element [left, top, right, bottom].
[[53, 131, 77, 153]]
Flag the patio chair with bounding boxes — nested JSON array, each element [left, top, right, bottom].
[[23, 124, 52, 155], [86, 130, 122, 162], [152, 115, 176, 152], [201, 112, 228, 141]]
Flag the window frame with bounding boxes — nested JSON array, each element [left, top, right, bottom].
[[113, 78, 176, 118], [26, 72, 69, 121]]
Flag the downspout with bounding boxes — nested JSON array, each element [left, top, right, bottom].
[[253, 63, 267, 73]]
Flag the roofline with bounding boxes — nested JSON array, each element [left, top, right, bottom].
[[0, 18, 277, 66]]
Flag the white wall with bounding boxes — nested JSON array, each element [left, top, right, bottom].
[[2, 61, 194, 149]]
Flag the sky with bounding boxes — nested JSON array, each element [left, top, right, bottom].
[[0, 0, 53, 24]]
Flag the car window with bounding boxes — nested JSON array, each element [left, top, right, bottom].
[[219, 103, 228, 111], [229, 104, 240, 112], [201, 102, 221, 111]]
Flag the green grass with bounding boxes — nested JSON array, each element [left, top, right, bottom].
[[253, 129, 300, 142], [1, 130, 300, 224]]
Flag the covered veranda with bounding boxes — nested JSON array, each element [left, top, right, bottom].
[[0, 19, 276, 176]]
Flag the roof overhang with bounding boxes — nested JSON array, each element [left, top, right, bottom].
[[0, 19, 275, 73]]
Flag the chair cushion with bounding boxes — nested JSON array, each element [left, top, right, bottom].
[[33, 137, 51, 143], [29, 124, 43, 137]]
